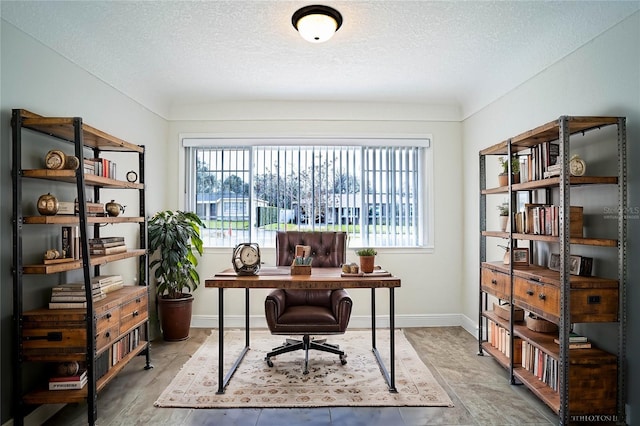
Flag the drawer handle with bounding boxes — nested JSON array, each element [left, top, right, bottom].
[[526, 290, 534, 296], [491, 279, 497, 285], [105, 331, 110, 338], [136, 298, 141, 303], [106, 312, 112, 319], [538, 293, 546, 301], [24, 331, 62, 342], [133, 310, 139, 317]]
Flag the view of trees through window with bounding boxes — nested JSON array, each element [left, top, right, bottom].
[[188, 144, 425, 248]]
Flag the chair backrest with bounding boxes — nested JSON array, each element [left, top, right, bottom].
[[275, 231, 347, 267]]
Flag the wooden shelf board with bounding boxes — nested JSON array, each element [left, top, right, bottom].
[[23, 250, 146, 274], [482, 176, 617, 194], [22, 169, 144, 189], [22, 341, 148, 405], [18, 109, 143, 153], [513, 367, 560, 414], [481, 342, 511, 369], [479, 116, 620, 156], [23, 216, 145, 225], [510, 233, 617, 247], [481, 231, 509, 239]]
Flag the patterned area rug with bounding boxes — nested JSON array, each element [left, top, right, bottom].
[[154, 329, 454, 408]]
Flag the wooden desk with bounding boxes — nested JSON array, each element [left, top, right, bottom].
[[205, 266, 401, 394]]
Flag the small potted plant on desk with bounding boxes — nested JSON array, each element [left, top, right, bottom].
[[355, 248, 377, 273], [498, 156, 520, 187], [148, 210, 205, 341]]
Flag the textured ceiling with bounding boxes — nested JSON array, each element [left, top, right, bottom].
[[2, 1, 639, 119]]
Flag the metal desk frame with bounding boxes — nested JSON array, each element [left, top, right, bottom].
[[205, 267, 401, 394]]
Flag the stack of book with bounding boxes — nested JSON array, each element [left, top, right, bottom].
[[49, 369, 88, 390], [88, 236, 126, 255], [554, 332, 592, 349], [49, 282, 106, 309], [92, 275, 124, 294]]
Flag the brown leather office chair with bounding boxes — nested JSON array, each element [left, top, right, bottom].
[[264, 231, 352, 374]]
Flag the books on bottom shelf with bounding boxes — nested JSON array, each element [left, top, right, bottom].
[[486, 319, 522, 363], [48, 369, 88, 390], [521, 340, 559, 391]]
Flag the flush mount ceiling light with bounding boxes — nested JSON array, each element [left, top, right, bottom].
[[292, 5, 343, 43]]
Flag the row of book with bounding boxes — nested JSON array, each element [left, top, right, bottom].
[[517, 141, 560, 183], [84, 157, 117, 180], [49, 275, 124, 309], [57, 229, 126, 262], [486, 319, 521, 362], [112, 328, 141, 366], [521, 340, 559, 391], [89, 236, 126, 256], [512, 204, 583, 237]]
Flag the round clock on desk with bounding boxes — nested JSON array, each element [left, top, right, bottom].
[[232, 243, 261, 275], [569, 155, 586, 176]]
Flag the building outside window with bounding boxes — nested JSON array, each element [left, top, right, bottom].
[[184, 139, 431, 249]]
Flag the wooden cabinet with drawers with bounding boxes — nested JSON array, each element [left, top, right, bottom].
[[478, 116, 626, 424], [11, 109, 151, 426]]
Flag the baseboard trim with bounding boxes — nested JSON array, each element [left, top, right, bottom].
[[3, 403, 65, 426]]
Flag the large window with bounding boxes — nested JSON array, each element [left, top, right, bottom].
[[184, 139, 431, 249]]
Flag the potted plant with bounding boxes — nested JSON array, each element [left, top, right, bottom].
[[355, 248, 377, 273], [498, 156, 520, 186], [497, 202, 509, 232], [148, 210, 205, 341]]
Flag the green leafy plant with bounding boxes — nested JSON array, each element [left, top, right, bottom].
[[355, 248, 377, 256], [499, 156, 520, 174], [497, 202, 510, 216], [148, 210, 205, 299]]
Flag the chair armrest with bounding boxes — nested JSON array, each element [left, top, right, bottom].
[[331, 289, 353, 330], [265, 289, 286, 327]]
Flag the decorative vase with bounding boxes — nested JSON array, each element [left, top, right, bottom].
[[500, 215, 509, 232], [359, 255, 375, 273], [158, 293, 194, 341], [105, 200, 125, 217]]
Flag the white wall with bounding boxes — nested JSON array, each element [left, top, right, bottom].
[[167, 110, 465, 329], [461, 11, 640, 420]]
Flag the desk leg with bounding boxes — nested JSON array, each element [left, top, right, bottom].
[[217, 288, 225, 394], [370, 287, 397, 393], [216, 288, 251, 394]]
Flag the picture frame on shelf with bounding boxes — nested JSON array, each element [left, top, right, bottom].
[[512, 247, 530, 264], [548, 253, 561, 271]]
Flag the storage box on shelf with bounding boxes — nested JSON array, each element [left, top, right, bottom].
[[11, 109, 150, 426], [478, 116, 626, 423]]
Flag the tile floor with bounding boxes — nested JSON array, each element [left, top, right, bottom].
[[42, 327, 559, 425]]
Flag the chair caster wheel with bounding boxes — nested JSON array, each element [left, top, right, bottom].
[[266, 358, 273, 367], [340, 355, 347, 365]]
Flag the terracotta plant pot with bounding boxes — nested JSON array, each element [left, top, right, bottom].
[[158, 293, 194, 341], [498, 173, 519, 186], [359, 255, 376, 273]]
